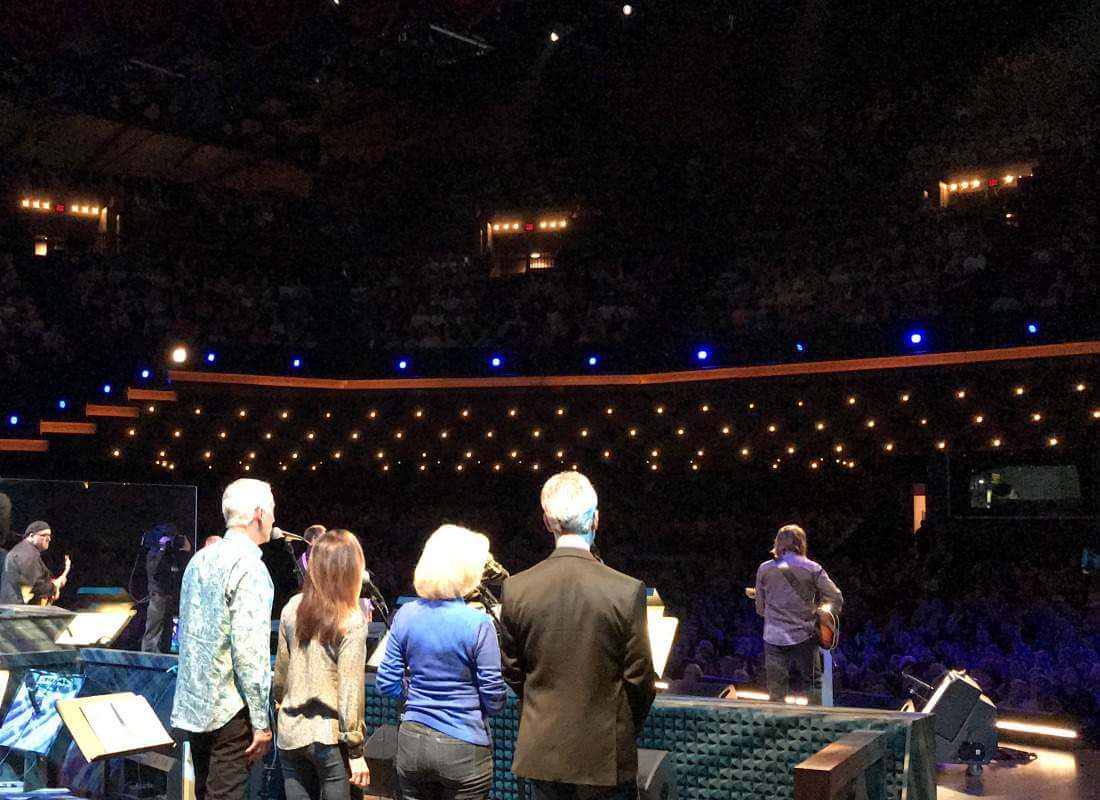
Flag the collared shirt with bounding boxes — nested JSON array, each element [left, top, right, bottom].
[[754, 553, 843, 646], [555, 534, 592, 551], [170, 530, 274, 733]]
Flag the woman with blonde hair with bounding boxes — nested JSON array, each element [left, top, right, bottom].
[[274, 529, 371, 800], [376, 524, 506, 800]]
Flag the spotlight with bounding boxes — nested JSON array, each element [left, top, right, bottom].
[[170, 346, 189, 364], [102, 384, 112, 395], [587, 355, 599, 367], [140, 368, 151, 380], [490, 355, 503, 368], [907, 330, 925, 346], [695, 348, 710, 362], [795, 342, 806, 353], [7, 415, 18, 426], [550, 31, 560, 42], [58, 399, 67, 410], [1026, 322, 1039, 335], [205, 352, 217, 364], [291, 357, 302, 369], [622, 4, 633, 14]]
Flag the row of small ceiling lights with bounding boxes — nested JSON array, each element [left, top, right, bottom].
[[550, 4, 634, 42], [114, 382, 1098, 474]]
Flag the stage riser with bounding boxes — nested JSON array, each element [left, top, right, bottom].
[[67, 650, 934, 800]]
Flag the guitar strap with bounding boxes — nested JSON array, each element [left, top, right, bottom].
[[778, 561, 816, 604]]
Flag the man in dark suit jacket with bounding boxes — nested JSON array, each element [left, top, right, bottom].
[[499, 471, 656, 800]]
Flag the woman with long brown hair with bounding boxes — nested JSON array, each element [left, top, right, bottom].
[[274, 529, 371, 800]]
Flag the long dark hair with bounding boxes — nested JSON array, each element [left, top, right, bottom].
[[296, 529, 364, 645]]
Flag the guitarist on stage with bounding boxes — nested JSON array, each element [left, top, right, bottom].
[[752, 524, 842, 705], [0, 520, 71, 606]]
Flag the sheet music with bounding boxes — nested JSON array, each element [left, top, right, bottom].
[[81, 701, 136, 752]]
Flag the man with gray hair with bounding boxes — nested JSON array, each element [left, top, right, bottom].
[[171, 478, 277, 800], [499, 471, 656, 800]]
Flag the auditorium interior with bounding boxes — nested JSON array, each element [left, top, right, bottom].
[[1, 1, 1100, 799]]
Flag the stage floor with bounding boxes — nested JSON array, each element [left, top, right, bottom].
[[938, 746, 1100, 800]]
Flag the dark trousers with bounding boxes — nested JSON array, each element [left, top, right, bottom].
[[174, 707, 253, 800], [764, 638, 822, 705], [396, 721, 493, 800], [142, 591, 175, 652], [527, 780, 636, 800], [280, 743, 350, 800]]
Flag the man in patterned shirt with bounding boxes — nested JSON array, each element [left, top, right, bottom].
[[171, 478, 277, 800]]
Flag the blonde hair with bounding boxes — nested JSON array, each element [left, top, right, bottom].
[[772, 524, 808, 558], [413, 525, 490, 600], [540, 471, 598, 536], [221, 478, 274, 528]]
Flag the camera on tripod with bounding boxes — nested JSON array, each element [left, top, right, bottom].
[[140, 523, 185, 551]]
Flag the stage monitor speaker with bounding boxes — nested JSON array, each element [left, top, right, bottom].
[[923, 670, 997, 767], [363, 724, 399, 798], [637, 749, 677, 800]]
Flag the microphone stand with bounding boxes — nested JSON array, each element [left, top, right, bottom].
[[285, 538, 305, 589]]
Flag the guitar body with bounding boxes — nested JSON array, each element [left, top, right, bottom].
[[816, 607, 840, 650], [37, 555, 71, 606]]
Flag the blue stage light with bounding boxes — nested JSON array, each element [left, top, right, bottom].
[[908, 331, 924, 346], [58, 400, 67, 410], [695, 349, 709, 362], [8, 415, 18, 426], [587, 355, 599, 367], [397, 358, 409, 371], [206, 352, 217, 364], [140, 369, 151, 380], [1027, 322, 1039, 335], [795, 342, 805, 353], [490, 356, 503, 368], [102, 384, 112, 395], [291, 358, 302, 369]]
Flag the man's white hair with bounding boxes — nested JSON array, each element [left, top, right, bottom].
[[221, 478, 274, 528], [414, 524, 490, 600], [540, 471, 598, 536]]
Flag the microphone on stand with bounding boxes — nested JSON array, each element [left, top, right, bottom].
[[482, 553, 510, 584], [271, 527, 308, 543], [272, 528, 307, 587], [362, 569, 391, 629]]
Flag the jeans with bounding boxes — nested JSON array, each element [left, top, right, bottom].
[[142, 591, 175, 652], [396, 721, 493, 800], [173, 707, 252, 800], [764, 638, 822, 705], [527, 780, 636, 800], [280, 742, 351, 800]]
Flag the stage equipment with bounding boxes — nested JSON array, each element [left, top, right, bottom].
[[637, 749, 678, 800], [646, 589, 679, 679], [363, 724, 399, 798], [903, 669, 996, 774], [0, 670, 86, 753]]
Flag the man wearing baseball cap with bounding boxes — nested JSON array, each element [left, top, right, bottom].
[[0, 521, 68, 605]]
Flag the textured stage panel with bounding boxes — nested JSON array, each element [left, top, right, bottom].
[[367, 687, 931, 800], [78, 651, 934, 800]]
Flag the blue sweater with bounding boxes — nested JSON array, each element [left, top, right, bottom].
[[375, 598, 507, 745]]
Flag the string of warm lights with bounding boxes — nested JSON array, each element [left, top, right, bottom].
[[85, 375, 1099, 478]]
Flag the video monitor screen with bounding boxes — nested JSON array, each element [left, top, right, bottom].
[[0, 671, 86, 754], [967, 464, 1083, 514]]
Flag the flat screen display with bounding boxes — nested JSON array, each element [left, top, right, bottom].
[[0, 671, 86, 754]]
